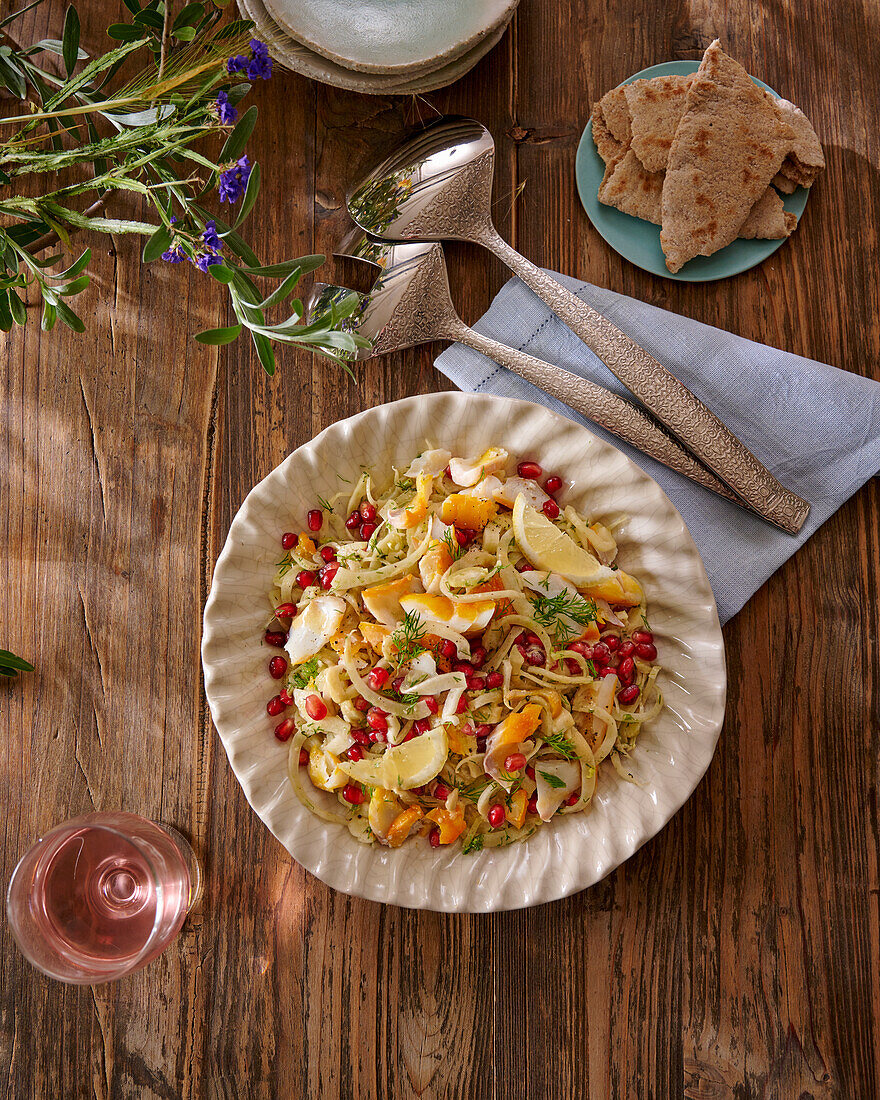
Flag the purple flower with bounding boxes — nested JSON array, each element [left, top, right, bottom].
[[214, 90, 237, 125], [162, 242, 186, 263], [218, 154, 252, 203], [201, 220, 223, 252], [246, 39, 272, 80], [226, 54, 247, 74], [194, 252, 222, 273]]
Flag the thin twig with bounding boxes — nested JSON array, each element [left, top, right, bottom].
[[29, 195, 109, 253], [158, 3, 172, 79]]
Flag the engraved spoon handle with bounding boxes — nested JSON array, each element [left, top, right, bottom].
[[448, 319, 748, 508], [473, 227, 810, 534]]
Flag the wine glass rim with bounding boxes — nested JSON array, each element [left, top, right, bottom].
[[6, 811, 183, 984]]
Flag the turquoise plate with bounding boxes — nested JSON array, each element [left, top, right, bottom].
[[575, 60, 810, 282]]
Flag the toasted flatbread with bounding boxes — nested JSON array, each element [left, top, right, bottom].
[[772, 172, 798, 194], [623, 74, 694, 172], [660, 40, 796, 272], [736, 188, 797, 238], [597, 86, 631, 146], [592, 100, 628, 165], [774, 98, 824, 180], [599, 150, 795, 240]]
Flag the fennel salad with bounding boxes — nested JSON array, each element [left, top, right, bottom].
[[261, 446, 662, 853]]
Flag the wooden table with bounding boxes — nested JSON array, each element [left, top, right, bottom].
[[3, 1, 879, 1096]]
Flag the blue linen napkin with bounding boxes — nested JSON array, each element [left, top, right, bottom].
[[434, 272, 880, 624]]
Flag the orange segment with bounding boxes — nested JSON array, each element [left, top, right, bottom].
[[297, 534, 317, 557], [506, 789, 528, 828], [359, 621, 390, 654], [426, 804, 467, 844], [386, 806, 423, 848], [579, 569, 643, 607], [490, 704, 542, 749]]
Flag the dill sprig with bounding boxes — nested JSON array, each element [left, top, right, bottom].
[[529, 589, 597, 644], [538, 770, 566, 790], [440, 527, 466, 561], [456, 775, 490, 801], [316, 495, 334, 513], [540, 731, 578, 760], [390, 609, 427, 665], [461, 832, 484, 855]]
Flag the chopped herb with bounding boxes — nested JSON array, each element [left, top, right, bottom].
[[456, 776, 490, 801], [529, 589, 597, 644], [538, 770, 566, 790], [391, 609, 427, 664], [441, 527, 466, 561], [316, 495, 334, 513], [291, 656, 320, 689], [462, 832, 485, 855], [540, 732, 578, 760], [395, 477, 415, 492], [276, 552, 292, 578]]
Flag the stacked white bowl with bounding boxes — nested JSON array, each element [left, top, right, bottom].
[[238, 0, 520, 94]]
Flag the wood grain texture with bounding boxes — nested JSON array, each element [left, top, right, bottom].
[[1, 0, 878, 1097]]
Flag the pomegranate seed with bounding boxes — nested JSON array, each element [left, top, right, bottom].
[[592, 642, 611, 665], [475, 723, 493, 741], [527, 794, 538, 814], [467, 674, 486, 691], [542, 499, 560, 520], [369, 729, 387, 744], [570, 641, 593, 658], [299, 747, 309, 765], [414, 718, 432, 735], [504, 752, 527, 772], [274, 719, 295, 742], [307, 509, 323, 532], [618, 684, 640, 705], [360, 522, 377, 540], [565, 792, 579, 806], [354, 696, 370, 712], [319, 562, 339, 588], [320, 545, 336, 563], [524, 645, 545, 666], [424, 696, 439, 714], [429, 829, 441, 848], [455, 695, 470, 714], [453, 661, 473, 674], [617, 640, 635, 659], [598, 666, 618, 678], [632, 630, 654, 645], [267, 695, 286, 717], [434, 782, 450, 800], [525, 765, 535, 779], [525, 633, 541, 646], [517, 460, 542, 479], [401, 728, 417, 743], [346, 744, 364, 762], [296, 570, 316, 589], [455, 527, 475, 546], [367, 707, 388, 731], [635, 642, 658, 661], [342, 783, 364, 805], [486, 671, 503, 689], [544, 474, 563, 494], [566, 658, 581, 676], [279, 688, 294, 705], [351, 728, 371, 745], [268, 656, 287, 679], [345, 511, 361, 530], [488, 804, 506, 828], [281, 532, 296, 550], [265, 630, 287, 648], [274, 603, 297, 620], [617, 656, 635, 685], [517, 561, 534, 573], [305, 695, 327, 721], [605, 635, 620, 653], [366, 667, 390, 690], [360, 501, 377, 521], [439, 640, 457, 659], [470, 646, 486, 668]]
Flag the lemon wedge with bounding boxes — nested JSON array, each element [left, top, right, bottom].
[[512, 495, 613, 587], [339, 725, 448, 791]]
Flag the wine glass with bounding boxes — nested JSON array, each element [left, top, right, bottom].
[[6, 811, 201, 984]]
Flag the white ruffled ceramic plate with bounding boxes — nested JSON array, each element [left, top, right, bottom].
[[202, 393, 726, 912]]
